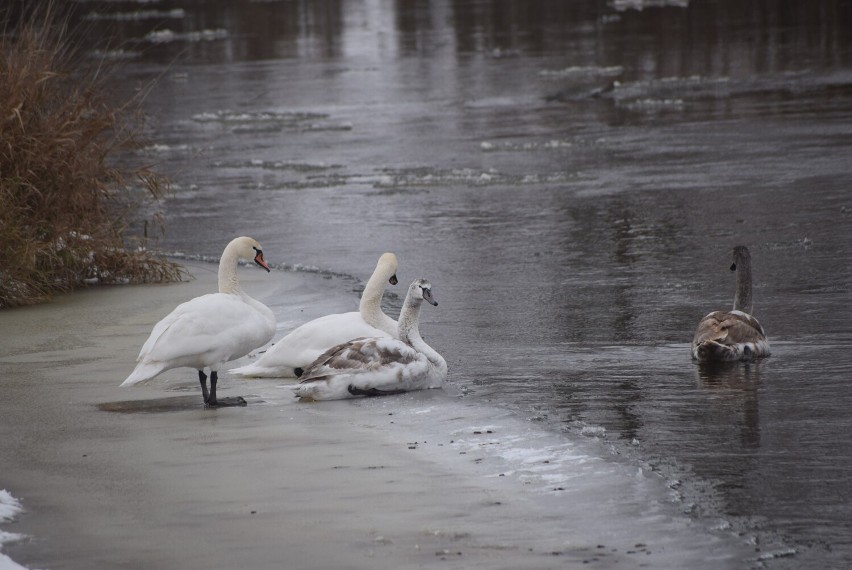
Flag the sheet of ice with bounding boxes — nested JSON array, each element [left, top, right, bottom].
[[0, 491, 27, 570], [0, 491, 22, 524], [0, 554, 29, 570], [255, 383, 758, 569]]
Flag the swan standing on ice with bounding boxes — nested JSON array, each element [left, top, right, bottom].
[[692, 245, 770, 362], [121, 236, 276, 407], [294, 278, 447, 401], [230, 252, 399, 378]]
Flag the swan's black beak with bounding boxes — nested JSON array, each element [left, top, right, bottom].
[[730, 262, 737, 272], [389, 274, 398, 285], [254, 250, 271, 272], [422, 287, 438, 306]]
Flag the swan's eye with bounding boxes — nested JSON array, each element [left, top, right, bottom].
[[730, 262, 737, 271]]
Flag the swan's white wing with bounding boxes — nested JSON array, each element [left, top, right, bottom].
[[123, 293, 274, 385], [230, 312, 390, 377]]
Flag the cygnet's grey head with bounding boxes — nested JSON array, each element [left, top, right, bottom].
[[410, 278, 438, 306]]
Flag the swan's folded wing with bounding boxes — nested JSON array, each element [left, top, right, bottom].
[[728, 309, 767, 338], [137, 293, 271, 365], [693, 310, 767, 346], [299, 338, 418, 381]]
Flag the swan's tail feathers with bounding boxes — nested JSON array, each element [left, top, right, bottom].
[[121, 362, 166, 387], [228, 363, 261, 377], [692, 340, 738, 362], [692, 340, 769, 362]]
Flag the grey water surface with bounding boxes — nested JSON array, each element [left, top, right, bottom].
[[72, 0, 852, 567]]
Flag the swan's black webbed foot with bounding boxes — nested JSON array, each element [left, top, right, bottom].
[[205, 396, 248, 408], [347, 385, 407, 397], [203, 370, 248, 408], [294, 367, 304, 378]]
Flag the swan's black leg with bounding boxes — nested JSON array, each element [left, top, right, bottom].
[[206, 371, 247, 407], [347, 385, 407, 397], [198, 370, 210, 404]]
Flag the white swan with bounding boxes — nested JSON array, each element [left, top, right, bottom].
[[692, 245, 770, 362], [121, 236, 276, 406], [230, 252, 399, 378], [293, 278, 447, 401]]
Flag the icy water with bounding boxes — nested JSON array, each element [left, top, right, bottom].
[[21, 0, 852, 567]]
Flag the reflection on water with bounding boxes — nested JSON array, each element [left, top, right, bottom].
[[46, 0, 852, 567], [696, 360, 762, 461]]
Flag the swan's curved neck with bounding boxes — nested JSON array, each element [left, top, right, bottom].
[[399, 297, 447, 374], [218, 246, 242, 294], [359, 266, 389, 325], [733, 257, 753, 314]]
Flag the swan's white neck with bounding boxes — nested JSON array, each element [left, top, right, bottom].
[[359, 259, 396, 334], [398, 296, 447, 375], [733, 256, 753, 315], [218, 245, 243, 294], [359, 271, 386, 320]]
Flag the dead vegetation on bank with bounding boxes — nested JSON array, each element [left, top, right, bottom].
[[0, 4, 185, 308]]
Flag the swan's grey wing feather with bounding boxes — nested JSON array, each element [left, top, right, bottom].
[[693, 311, 767, 347], [299, 337, 418, 384]]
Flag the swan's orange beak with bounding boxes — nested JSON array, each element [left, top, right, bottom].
[[254, 251, 271, 272], [389, 274, 398, 285]]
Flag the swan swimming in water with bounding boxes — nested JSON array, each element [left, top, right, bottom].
[[692, 245, 770, 362], [293, 278, 446, 401], [230, 252, 399, 379], [121, 236, 276, 407]]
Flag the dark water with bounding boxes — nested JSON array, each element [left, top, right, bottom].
[[61, 0, 852, 566]]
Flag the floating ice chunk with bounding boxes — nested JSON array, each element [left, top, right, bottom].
[[539, 65, 623, 78], [480, 139, 572, 152], [144, 28, 227, 44], [85, 8, 185, 21], [90, 49, 141, 60], [623, 98, 685, 111], [757, 548, 798, 561], [580, 425, 607, 437], [610, 0, 689, 11]]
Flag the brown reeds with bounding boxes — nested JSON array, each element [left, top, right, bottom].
[[0, 4, 185, 308]]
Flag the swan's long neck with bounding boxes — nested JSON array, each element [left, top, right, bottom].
[[733, 256, 754, 314], [360, 265, 392, 331], [398, 297, 447, 374], [218, 245, 242, 294]]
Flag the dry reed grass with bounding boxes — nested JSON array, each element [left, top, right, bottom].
[[0, 3, 186, 308]]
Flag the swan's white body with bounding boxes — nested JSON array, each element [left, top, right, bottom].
[[122, 237, 276, 395], [692, 246, 770, 362], [294, 278, 447, 401], [230, 253, 399, 378]]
